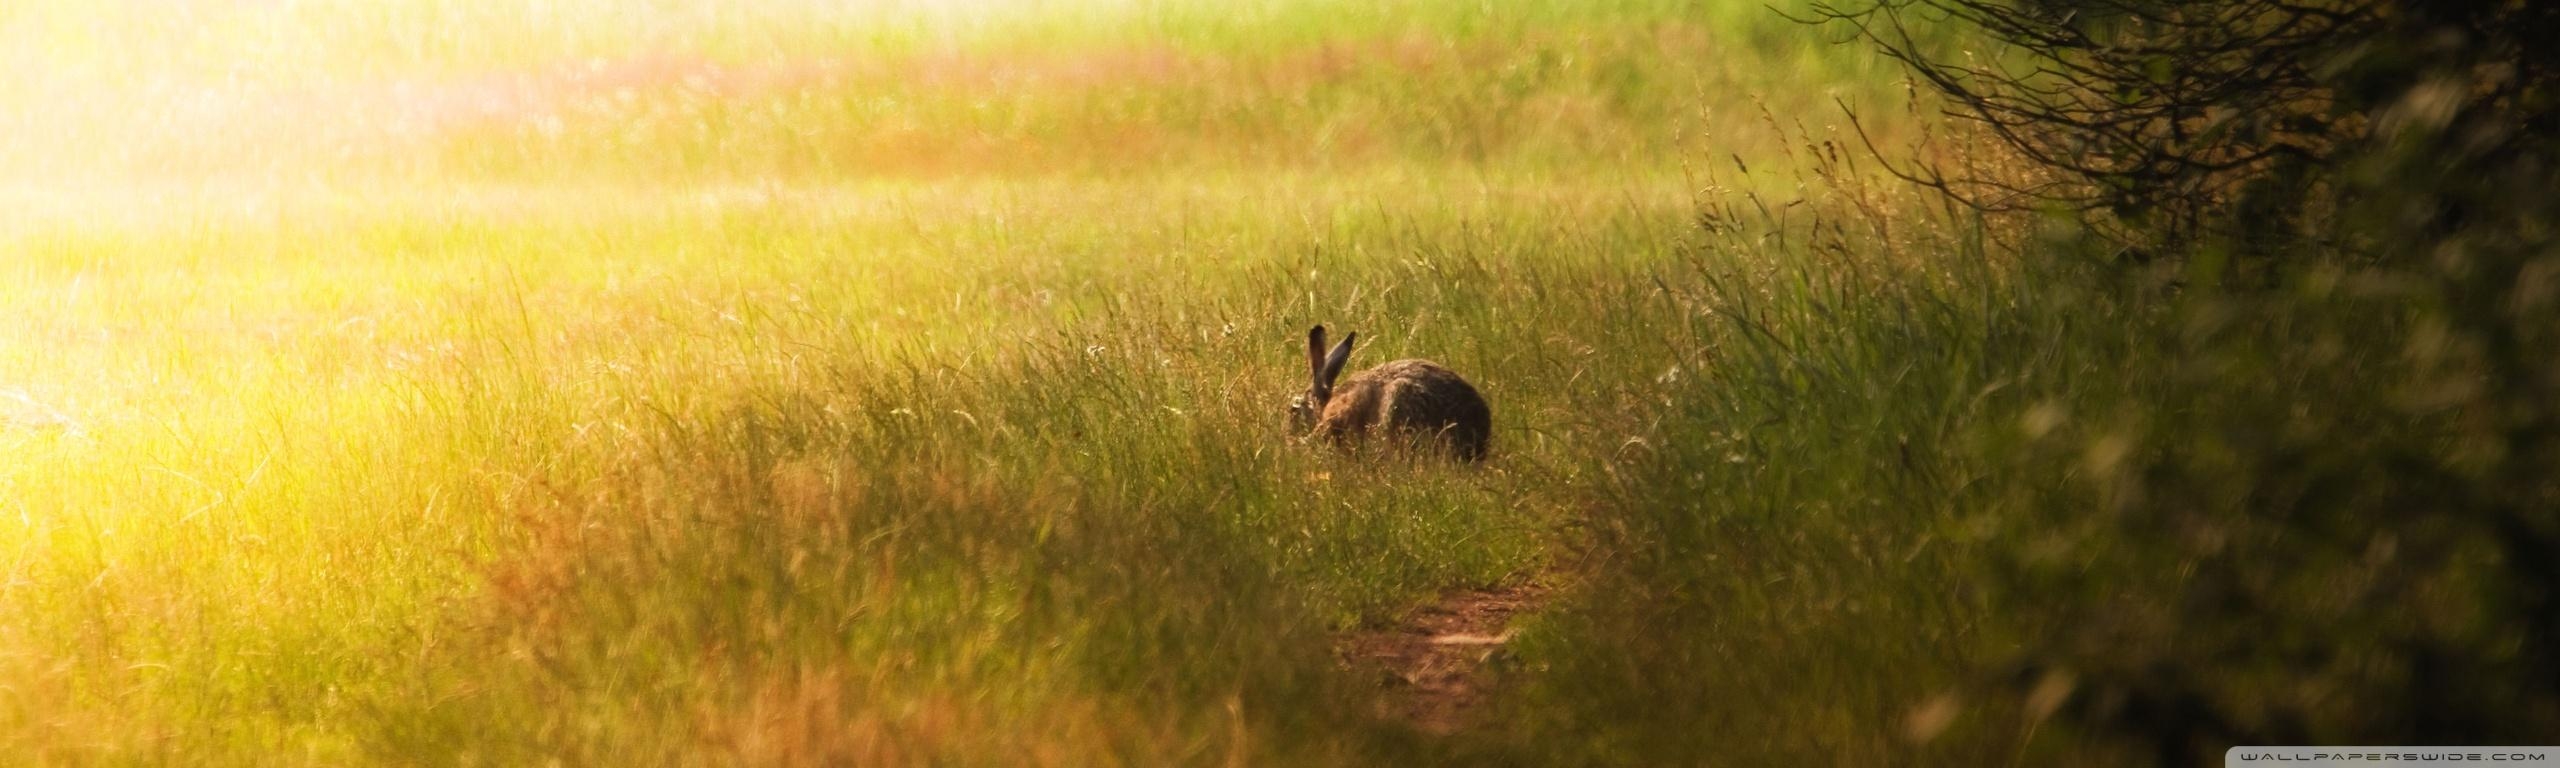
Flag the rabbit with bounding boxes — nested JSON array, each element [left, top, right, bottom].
[[1289, 324, 1491, 461]]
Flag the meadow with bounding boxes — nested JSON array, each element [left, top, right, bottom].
[[10, 0, 2545, 765]]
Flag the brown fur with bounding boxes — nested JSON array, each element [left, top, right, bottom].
[[1314, 359, 1491, 461]]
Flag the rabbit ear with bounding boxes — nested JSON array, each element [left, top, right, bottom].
[[1320, 331, 1357, 388], [1306, 325, 1328, 390]]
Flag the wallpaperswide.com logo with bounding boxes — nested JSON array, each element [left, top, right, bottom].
[[2229, 748, 2558, 766]]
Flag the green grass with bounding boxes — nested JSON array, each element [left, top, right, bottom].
[[16, 0, 2501, 764], [0, 165, 1703, 761]]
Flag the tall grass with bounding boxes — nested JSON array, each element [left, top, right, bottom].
[[1471, 75, 2560, 767], [15, 0, 2506, 764], [0, 167, 1717, 761]]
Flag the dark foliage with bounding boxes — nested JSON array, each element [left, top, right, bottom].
[[1799, 0, 2560, 762], [1808, 0, 2560, 267]]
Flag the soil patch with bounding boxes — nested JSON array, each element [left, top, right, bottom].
[[1334, 583, 1550, 735]]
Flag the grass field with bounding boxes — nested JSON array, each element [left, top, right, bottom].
[[0, 0, 2363, 764]]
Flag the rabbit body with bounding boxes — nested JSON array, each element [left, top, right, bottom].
[[1316, 359, 1491, 461], [1294, 326, 1490, 461]]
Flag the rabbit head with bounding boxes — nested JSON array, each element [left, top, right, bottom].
[[1289, 324, 1357, 434]]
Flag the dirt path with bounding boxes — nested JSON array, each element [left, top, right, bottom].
[[1334, 583, 1551, 734]]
